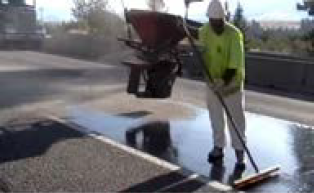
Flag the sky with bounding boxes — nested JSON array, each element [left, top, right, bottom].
[[29, 0, 311, 22]]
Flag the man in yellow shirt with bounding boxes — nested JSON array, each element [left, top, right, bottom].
[[199, 0, 246, 168]]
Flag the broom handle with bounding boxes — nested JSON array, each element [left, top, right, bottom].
[[181, 18, 260, 173], [216, 91, 260, 173]]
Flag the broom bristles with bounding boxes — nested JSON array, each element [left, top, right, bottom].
[[233, 166, 280, 189]]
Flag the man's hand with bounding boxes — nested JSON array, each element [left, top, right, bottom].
[[223, 69, 236, 85], [207, 78, 241, 97], [208, 79, 225, 93], [219, 69, 240, 97], [220, 81, 241, 97]]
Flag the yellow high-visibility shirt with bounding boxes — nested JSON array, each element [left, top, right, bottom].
[[199, 22, 245, 87]]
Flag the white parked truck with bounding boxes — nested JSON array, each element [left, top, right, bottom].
[[0, 0, 44, 49]]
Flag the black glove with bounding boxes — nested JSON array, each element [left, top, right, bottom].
[[222, 69, 236, 85]]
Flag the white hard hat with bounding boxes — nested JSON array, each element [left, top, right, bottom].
[[206, 0, 226, 19]]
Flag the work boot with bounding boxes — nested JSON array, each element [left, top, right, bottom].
[[208, 147, 224, 164], [235, 150, 246, 170]]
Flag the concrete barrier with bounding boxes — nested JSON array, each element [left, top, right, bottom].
[[182, 52, 314, 94], [246, 54, 314, 93], [304, 64, 314, 94], [248, 52, 313, 63]]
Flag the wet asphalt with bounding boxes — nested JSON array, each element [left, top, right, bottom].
[[1, 51, 314, 192], [70, 106, 314, 193]]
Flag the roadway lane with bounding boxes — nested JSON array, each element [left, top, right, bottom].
[[1, 51, 313, 125]]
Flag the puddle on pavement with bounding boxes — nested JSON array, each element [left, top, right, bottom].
[[69, 107, 314, 192]]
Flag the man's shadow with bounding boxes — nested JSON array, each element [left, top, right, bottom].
[[125, 121, 177, 161]]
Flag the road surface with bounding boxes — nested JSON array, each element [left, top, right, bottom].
[[0, 51, 314, 192]]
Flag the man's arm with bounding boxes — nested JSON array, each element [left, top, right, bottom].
[[219, 30, 244, 96], [224, 30, 244, 86]]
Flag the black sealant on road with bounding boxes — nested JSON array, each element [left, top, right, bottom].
[[70, 107, 314, 193]]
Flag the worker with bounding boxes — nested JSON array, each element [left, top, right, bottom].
[[198, 0, 246, 168]]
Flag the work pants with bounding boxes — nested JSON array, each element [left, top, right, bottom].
[[206, 87, 246, 151]]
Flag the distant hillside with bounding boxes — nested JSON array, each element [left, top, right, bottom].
[[258, 20, 301, 30]]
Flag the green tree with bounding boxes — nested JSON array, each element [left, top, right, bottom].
[[232, 3, 249, 50], [260, 30, 270, 43], [297, 1, 314, 56], [72, 0, 109, 34], [302, 29, 314, 55]]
